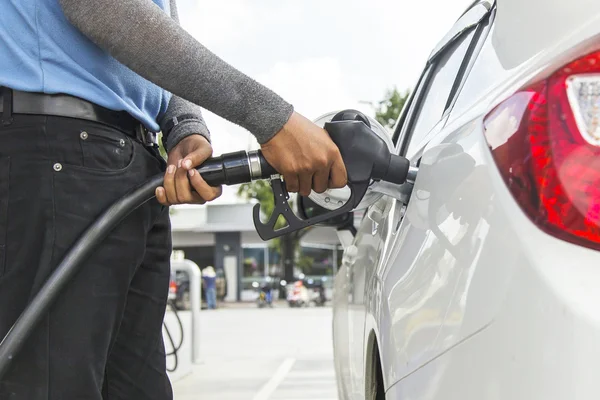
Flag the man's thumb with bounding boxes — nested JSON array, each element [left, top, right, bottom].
[[182, 144, 212, 170]]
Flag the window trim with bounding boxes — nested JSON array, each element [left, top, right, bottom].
[[393, 2, 494, 157], [428, 1, 493, 62], [397, 27, 476, 157], [442, 17, 488, 117], [392, 65, 433, 154], [443, 5, 497, 124], [391, 67, 428, 145]]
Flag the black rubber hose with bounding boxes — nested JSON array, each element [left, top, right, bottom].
[[164, 300, 184, 373], [0, 149, 272, 380], [165, 300, 184, 356], [163, 322, 178, 373]]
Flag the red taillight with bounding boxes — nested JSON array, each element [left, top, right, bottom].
[[484, 50, 600, 250], [169, 280, 177, 294]]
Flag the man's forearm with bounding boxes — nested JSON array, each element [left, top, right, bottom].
[[59, 0, 294, 144]]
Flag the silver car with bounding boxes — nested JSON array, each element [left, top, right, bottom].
[[327, 0, 600, 398]]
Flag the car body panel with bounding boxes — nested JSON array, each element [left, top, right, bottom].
[[344, 219, 374, 399], [333, 263, 351, 397], [384, 224, 600, 399], [333, 0, 600, 398]]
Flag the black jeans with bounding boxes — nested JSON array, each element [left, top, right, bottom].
[[0, 115, 173, 400]]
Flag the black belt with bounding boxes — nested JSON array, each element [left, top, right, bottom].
[[0, 87, 157, 146]]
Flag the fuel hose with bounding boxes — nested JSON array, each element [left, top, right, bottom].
[[0, 149, 276, 380], [164, 300, 184, 373]]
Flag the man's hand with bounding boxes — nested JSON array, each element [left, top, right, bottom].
[[261, 112, 347, 196], [155, 135, 222, 206]]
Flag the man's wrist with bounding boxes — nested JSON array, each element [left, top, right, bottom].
[[164, 118, 210, 152], [254, 103, 295, 145]]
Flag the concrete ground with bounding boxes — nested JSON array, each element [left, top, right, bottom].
[[172, 304, 338, 400]]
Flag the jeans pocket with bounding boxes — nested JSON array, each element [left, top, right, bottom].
[[0, 157, 10, 276], [79, 129, 135, 172]]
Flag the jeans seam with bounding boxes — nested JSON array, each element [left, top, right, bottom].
[[0, 156, 10, 276], [104, 368, 110, 399], [44, 116, 55, 400]]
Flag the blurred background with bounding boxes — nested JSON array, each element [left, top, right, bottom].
[[164, 1, 473, 399]]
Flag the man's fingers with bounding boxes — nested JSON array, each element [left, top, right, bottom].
[[188, 169, 222, 202], [285, 174, 300, 193], [312, 168, 329, 194], [166, 140, 212, 204], [329, 157, 348, 189], [163, 164, 178, 204], [175, 159, 195, 203], [155, 187, 170, 206], [181, 137, 212, 170], [298, 172, 313, 197], [162, 135, 219, 205], [157, 173, 208, 205], [183, 191, 207, 204]]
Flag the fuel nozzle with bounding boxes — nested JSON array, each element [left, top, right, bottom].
[[192, 109, 411, 240], [306, 110, 411, 212], [326, 109, 410, 186], [251, 109, 411, 240]]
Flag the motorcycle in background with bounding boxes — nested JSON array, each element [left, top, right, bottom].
[[311, 283, 327, 307], [255, 282, 273, 308], [287, 281, 310, 307]]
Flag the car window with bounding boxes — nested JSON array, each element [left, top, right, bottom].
[[391, 70, 426, 146], [447, 14, 498, 122], [402, 28, 477, 158]]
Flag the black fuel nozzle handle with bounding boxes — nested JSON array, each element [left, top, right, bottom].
[[250, 109, 411, 241], [194, 109, 410, 241]]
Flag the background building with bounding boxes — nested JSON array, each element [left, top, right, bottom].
[[170, 202, 346, 301]]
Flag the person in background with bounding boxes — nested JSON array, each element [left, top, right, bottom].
[[317, 282, 327, 305], [202, 266, 218, 310], [261, 281, 273, 306]]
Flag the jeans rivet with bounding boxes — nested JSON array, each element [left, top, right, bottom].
[[119, 139, 126, 147], [80, 131, 88, 140], [53, 163, 63, 172]]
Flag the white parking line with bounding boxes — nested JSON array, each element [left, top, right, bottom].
[[253, 357, 296, 400]]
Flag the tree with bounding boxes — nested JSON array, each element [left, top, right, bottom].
[[373, 87, 410, 130], [158, 132, 168, 160], [237, 181, 312, 283]]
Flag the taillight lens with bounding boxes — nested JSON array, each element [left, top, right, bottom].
[[169, 279, 177, 294], [484, 50, 600, 250]]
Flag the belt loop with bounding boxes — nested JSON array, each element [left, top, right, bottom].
[[1, 87, 13, 127], [135, 124, 157, 147]]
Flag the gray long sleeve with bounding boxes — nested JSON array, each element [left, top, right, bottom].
[[158, 0, 211, 152], [160, 94, 211, 152], [58, 0, 294, 144]]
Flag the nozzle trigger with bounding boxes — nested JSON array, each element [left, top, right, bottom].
[[252, 177, 368, 241]]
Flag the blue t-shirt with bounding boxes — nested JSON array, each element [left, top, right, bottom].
[[0, 0, 171, 132]]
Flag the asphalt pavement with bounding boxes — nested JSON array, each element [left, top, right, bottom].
[[172, 304, 338, 400]]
